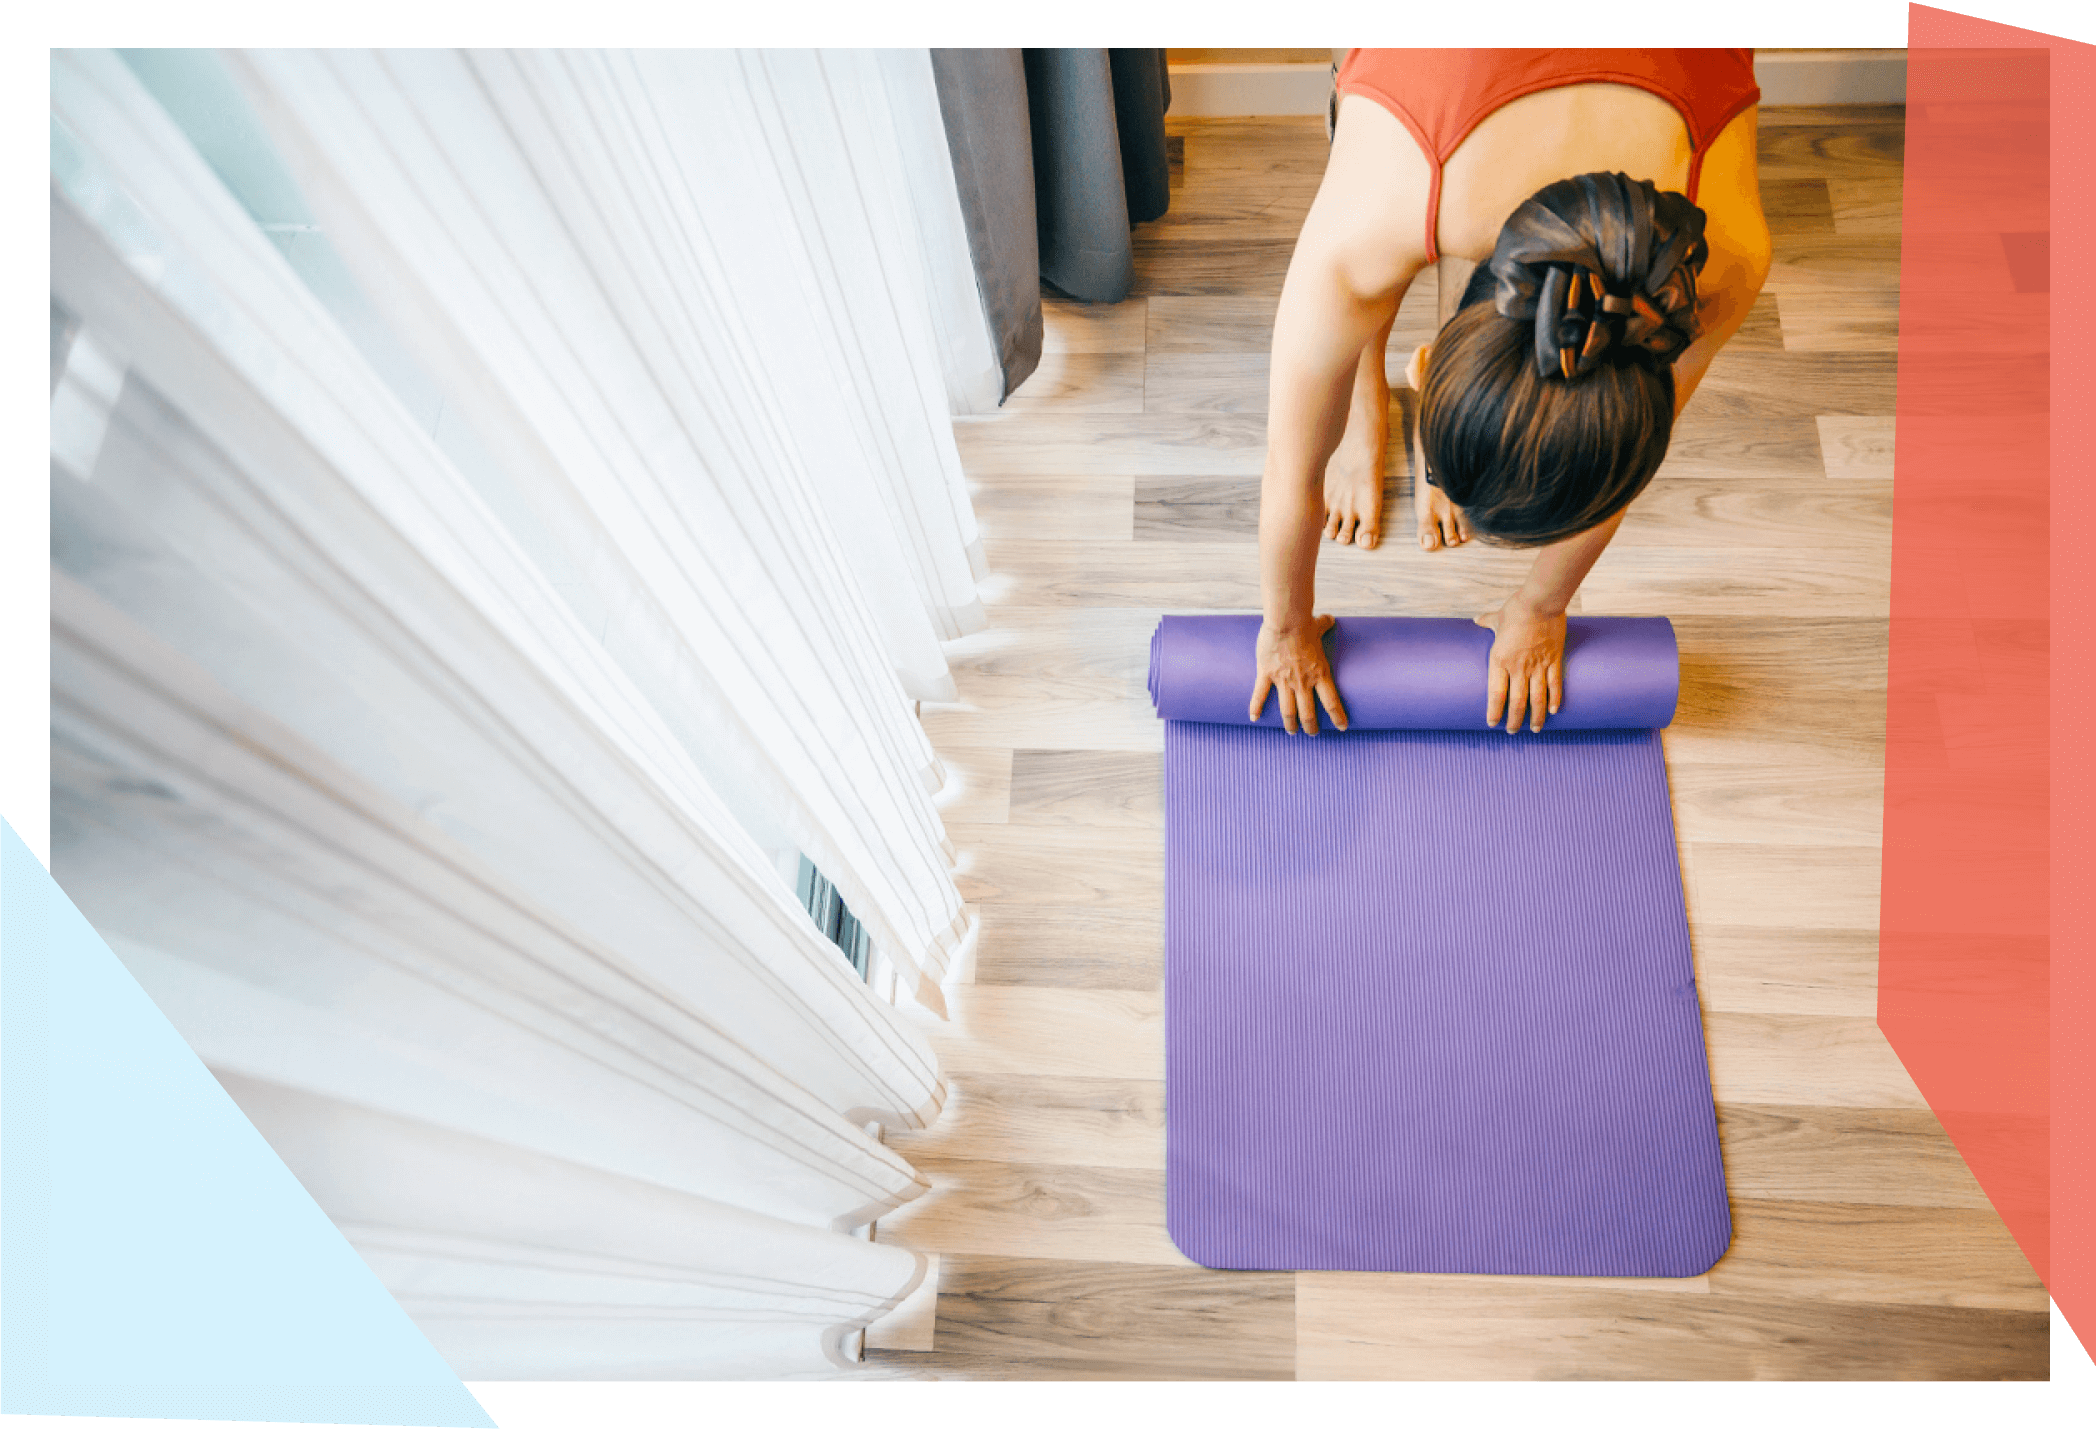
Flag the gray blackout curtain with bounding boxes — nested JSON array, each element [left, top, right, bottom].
[[928, 48, 1172, 399]]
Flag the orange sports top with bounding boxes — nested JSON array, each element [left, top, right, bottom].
[[1335, 48, 1761, 261]]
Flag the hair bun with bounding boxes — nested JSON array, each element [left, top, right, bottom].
[[1483, 172, 1709, 381]]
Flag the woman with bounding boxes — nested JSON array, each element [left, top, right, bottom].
[[1252, 49, 1772, 735]]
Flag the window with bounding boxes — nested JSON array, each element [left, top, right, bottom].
[[795, 855, 870, 980]]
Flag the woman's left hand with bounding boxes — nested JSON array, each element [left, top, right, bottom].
[[1475, 598, 1568, 733]]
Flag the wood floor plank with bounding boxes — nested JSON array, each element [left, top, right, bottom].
[[1296, 1276, 2044, 1380], [1703, 1011, 1924, 1108], [1133, 473, 1264, 541], [1691, 350, 1897, 418], [1694, 927, 1882, 1017], [1683, 842, 1883, 930], [1655, 410, 1827, 478], [930, 608, 1160, 754], [1660, 616, 1889, 771], [1135, 463, 1412, 543], [954, 824, 1161, 906], [1707, 1199, 2046, 1312], [1041, 297, 1148, 354], [883, 1073, 1165, 1171], [873, 1156, 1188, 1268], [1131, 236, 1294, 297], [1761, 176, 1836, 235], [1581, 544, 1889, 617], [1168, 115, 1329, 175], [1143, 352, 1269, 414], [1817, 415, 1898, 479], [1776, 290, 1901, 352], [931, 744, 1013, 826], [1146, 294, 1280, 353], [1725, 290, 1787, 351], [856, 1351, 1251, 1384], [884, 1253, 1296, 1380], [923, 984, 1165, 1081], [937, 612, 1154, 704], [1756, 122, 1905, 180], [1764, 235, 1903, 309], [968, 473, 1136, 541], [1004, 350, 1147, 412], [953, 413, 1267, 476], [977, 537, 1541, 612], [1142, 173, 1321, 240], [1827, 175, 1903, 235], [1716, 1104, 1995, 1210], [921, 702, 1162, 756], [1009, 750, 1164, 828], [1668, 763, 1884, 848], [1612, 476, 1891, 549], [1759, 103, 1906, 129], [972, 904, 1163, 991]]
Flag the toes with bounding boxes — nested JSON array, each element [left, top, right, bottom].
[[1323, 508, 1342, 542], [1338, 511, 1359, 545], [1356, 521, 1379, 549]]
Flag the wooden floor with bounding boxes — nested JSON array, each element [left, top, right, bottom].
[[863, 107, 2049, 1380]]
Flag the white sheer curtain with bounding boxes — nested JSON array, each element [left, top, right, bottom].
[[49, 46, 978, 1378], [877, 49, 1012, 417], [222, 48, 979, 1009]]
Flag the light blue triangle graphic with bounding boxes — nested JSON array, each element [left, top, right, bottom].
[[2, 817, 495, 1426]]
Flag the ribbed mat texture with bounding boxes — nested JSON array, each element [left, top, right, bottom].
[[1155, 617, 1731, 1275]]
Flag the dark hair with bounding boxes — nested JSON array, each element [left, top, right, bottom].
[[1419, 172, 1708, 548]]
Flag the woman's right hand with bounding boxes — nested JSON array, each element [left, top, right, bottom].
[[1250, 613, 1349, 735]]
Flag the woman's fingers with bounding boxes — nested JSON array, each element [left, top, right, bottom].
[[1249, 671, 1274, 724], [1278, 681, 1302, 736], [1316, 675, 1349, 733], [1528, 670, 1549, 732], [1485, 662, 1509, 728], [1546, 661, 1563, 716], [1503, 671, 1529, 733]]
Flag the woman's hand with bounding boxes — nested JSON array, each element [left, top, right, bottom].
[[1251, 614, 1349, 735], [1475, 598, 1568, 733]]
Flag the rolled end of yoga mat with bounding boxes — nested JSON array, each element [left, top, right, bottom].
[[1149, 614, 1680, 731]]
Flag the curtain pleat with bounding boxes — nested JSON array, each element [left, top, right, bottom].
[[47, 46, 973, 1378], [222, 48, 974, 1006]]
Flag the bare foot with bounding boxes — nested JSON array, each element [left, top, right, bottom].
[[1322, 392, 1388, 550], [1412, 419, 1471, 551]]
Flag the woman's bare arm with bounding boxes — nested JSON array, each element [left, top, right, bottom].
[[1484, 110, 1774, 732], [1253, 96, 1429, 734]]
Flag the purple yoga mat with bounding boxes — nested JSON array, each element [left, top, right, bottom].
[[1152, 615, 1730, 1276], [1150, 613, 1681, 731]]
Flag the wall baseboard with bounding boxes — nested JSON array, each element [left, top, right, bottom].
[[1752, 49, 1908, 106], [1166, 51, 1909, 118], [1167, 62, 1330, 118]]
